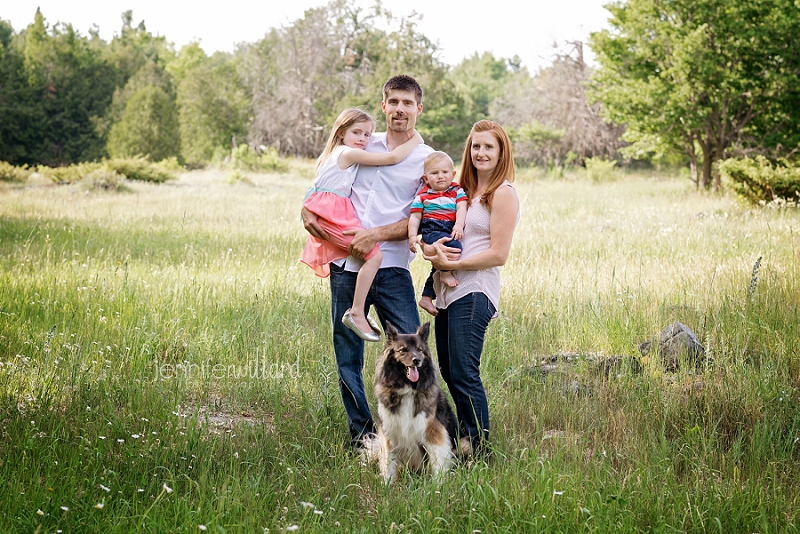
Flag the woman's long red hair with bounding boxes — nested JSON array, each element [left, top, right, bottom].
[[458, 120, 515, 207]]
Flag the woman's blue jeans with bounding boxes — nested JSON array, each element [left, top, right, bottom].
[[434, 291, 495, 451]]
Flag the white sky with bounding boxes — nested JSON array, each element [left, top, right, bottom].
[[3, 1, 611, 71]]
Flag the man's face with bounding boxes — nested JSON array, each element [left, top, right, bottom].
[[381, 89, 422, 134]]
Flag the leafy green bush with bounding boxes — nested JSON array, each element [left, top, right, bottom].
[[0, 161, 33, 182], [79, 169, 129, 192], [719, 156, 800, 205], [38, 162, 103, 184], [225, 169, 252, 185], [584, 157, 618, 182], [229, 145, 288, 173], [37, 157, 177, 184], [104, 156, 177, 183]]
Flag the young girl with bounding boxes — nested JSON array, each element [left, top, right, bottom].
[[300, 108, 423, 342]]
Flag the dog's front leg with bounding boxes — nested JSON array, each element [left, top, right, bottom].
[[378, 432, 398, 484], [382, 452, 399, 484], [426, 443, 453, 481]]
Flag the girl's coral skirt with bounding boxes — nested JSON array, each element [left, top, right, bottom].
[[300, 192, 379, 278]]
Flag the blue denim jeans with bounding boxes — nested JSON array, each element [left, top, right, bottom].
[[329, 261, 420, 446], [434, 292, 496, 451], [419, 219, 463, 299]]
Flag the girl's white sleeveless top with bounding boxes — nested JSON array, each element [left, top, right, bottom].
[[434, 182, 518, 316], [312, 145, 357, 196]]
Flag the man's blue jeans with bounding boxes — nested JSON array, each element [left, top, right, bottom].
[[434, 291, 495, 451], [329, 261, 420, 446]]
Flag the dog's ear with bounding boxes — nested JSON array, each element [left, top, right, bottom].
[[417, 322, 430, 342], [385, 321, 399, 341]]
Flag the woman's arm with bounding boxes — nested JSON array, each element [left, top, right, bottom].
[[337, 131, 423, 168], [423, 186, 519, 271]]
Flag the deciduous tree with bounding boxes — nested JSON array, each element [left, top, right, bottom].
[[589, 0, 800, 189]]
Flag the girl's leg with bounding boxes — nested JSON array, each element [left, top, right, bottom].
[[348, 249, 382, 335]]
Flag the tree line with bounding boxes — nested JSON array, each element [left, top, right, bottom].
[[2, 0, 798, 190], [0, 1, 621, 169]]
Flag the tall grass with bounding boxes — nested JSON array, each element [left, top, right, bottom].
[[1, 167, 798, 532]]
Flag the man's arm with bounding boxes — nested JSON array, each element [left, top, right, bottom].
[[301, 206, 329, 241]]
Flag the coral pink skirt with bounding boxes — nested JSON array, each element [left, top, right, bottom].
[[300, 191, 380, 278]]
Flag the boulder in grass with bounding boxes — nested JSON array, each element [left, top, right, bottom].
[[639, 321, 705, 372]]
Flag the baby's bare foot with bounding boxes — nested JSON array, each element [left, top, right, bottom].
[[439, 271, 459, 288], [418, 296, 438, 316]]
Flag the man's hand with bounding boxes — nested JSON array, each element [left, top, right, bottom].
[[301, 206, 329, 241], [343, 227, 378, 259]]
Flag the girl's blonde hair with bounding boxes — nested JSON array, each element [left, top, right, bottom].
[[316, 108, 375, 173], [459, 120, 515, 207]]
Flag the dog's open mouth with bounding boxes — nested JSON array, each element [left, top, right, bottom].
[[405, 365, 420, 383]]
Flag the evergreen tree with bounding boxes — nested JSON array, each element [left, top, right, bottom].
[[107, 82, 180, 161], [0, 19, 46, 165], [22, 9, 116, 165]]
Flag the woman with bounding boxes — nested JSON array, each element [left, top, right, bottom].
[[423, 120, 519, 456]]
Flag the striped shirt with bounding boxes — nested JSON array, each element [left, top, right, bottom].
[[410, 182, 467, 222]]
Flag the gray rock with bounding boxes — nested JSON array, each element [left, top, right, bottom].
[[591, 355, 643, 378], [639, 321, 705, 372]]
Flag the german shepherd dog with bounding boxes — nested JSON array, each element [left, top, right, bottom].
[[374, 322, 460, 483]]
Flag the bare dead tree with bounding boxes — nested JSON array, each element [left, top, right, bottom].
[[493, 41, 626, 166]]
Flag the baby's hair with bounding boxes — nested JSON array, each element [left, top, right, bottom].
[[316, 108, 375, 172], [423, 151, 454, 173]]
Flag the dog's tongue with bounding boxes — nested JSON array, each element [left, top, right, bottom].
[[406, 366, 419, 383]]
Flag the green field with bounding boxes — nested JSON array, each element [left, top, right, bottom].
[[1, 166, 798, 532]]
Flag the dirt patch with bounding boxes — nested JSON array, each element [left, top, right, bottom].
[[177, 401, 274, 435]]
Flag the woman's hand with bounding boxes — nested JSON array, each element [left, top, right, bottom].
[[422, 236, 461, 270]]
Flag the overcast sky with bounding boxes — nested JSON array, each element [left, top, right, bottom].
[[4, 1, 612, 71]]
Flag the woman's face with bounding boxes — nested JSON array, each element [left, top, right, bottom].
[[470, 131, 500, 176]]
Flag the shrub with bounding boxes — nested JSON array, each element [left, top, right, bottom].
[[38, 162, 102, 184], [103, 156, 177, 183], [229, 145, 288, 173], [0, 161, 33, 182], [225, 169, 252, 185], [719, 156, 800, 205], [79, 169, 129, 192], [584, 157, 618, 182], [37, 157, 177, 184]]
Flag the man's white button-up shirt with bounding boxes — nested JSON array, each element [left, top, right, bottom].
[[342, 131, 433, 272]]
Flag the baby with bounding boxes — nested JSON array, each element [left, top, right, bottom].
[[408, 151, 467, 312]]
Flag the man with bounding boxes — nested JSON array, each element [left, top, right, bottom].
[[301, 75, 434, 451]]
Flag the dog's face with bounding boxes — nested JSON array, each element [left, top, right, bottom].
[[379, 322, 433, 388]]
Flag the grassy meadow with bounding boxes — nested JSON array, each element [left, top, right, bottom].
[[1, 164, 799, 532]]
